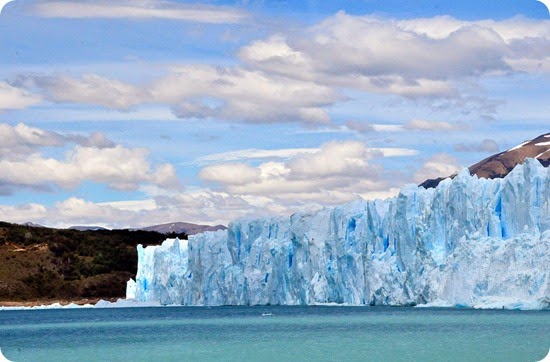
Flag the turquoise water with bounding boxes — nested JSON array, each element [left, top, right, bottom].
[[0, 306, 549, 361]]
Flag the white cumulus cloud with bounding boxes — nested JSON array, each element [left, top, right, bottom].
[[239, 13, 549, 116], [15, 74, 148, 110], [198, 140, 407, 206], [0, 82, 42, 111], [0, 123, 180, 194], [15, 65, 337, 124], [413, 153, 463, 183]]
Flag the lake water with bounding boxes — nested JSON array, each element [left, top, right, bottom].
[[0, 306, 549, 361]]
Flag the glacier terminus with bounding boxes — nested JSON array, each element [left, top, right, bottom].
[[127, 159, 549, 309]]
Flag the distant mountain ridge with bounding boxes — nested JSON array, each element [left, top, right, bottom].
[[69, 226, 108, 231], [420, 132, 550, 188], [139, 222, 227, 235], [21, 222, 44, 228], [19, 222, 227, 235]]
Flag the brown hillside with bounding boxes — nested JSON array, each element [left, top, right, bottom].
[[0, 222, 186, 303]]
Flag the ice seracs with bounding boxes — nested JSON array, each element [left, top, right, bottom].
[[128, 159, 550, 309]]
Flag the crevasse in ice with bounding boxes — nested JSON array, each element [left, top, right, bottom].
[[129, 159, 550, 309]]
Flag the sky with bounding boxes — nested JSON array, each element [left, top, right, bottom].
[[0, 0, 548, 228]]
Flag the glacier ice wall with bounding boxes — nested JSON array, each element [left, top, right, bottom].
[[130, 159, 550, 308]]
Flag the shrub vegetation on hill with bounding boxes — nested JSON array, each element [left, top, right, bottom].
[[0, 222, 187, 302]]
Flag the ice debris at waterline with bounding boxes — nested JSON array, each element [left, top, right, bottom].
[[0, 348, 13, 362], [0, 299, 161, 311], [127, 159, 550, 309]]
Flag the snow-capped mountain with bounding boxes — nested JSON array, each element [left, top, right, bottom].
[[420, 132, 550, 188]]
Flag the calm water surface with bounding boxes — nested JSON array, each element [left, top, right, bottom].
[[0, 306, 548, 361]]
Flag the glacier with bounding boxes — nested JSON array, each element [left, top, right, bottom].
[[128, 159, 550, 309]]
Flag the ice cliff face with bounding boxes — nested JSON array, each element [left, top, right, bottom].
[[129, 159, 550, 309]]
